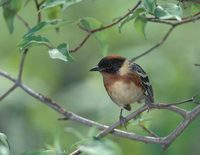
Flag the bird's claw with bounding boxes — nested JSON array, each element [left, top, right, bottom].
[[119, 115, 127, 130], [146, 103, 154, 112]]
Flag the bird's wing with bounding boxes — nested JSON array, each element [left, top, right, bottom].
[[131, 63, 154, 104]]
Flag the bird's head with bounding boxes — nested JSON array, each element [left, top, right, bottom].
[[90, 55, 128, 75]]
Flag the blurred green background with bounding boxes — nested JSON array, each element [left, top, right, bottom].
[[0, 0, 200, 155]]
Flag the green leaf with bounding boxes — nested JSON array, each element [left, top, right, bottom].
[[191, 3, 200, 15], [41, 0, 66, 10], [20, 23, 73, 62], [80, 139, 122, 155], [19, 36, 73, 62], [48, 43, 73, 62], [0, 0, 8, 6], [0, 133, 10, 155], [62, 0, 83, 11], [21, 150, 54, 155], [79, 17, 107, 41], [154, 6, 169, 19], [19, 19, 73, 62], [46, 6, 62, 20], [3, 8, 15, 33], [19, 35, 52, 50], [24, 19, 67, 38], [154, 3, 182, 21], [134, 15, 147, 39], [2, 0, 23, 33], [79, 17, 103, 31], [79, 17, 108, 54], [119, 8, 146, 33], [41, 0, 83, 11], [143, 0, 156, 13]]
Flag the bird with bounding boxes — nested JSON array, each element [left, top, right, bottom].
[[90, 55, 154, 125]]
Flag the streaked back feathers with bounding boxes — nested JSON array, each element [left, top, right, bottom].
[[131, 63, 154, 103]]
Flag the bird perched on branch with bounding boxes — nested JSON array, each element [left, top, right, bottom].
[[90, 55, 154, 125]]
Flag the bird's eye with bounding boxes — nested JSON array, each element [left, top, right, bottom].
[[106, 63, 112, 69]]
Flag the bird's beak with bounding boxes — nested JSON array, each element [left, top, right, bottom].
[[90, 66, 99, 71]]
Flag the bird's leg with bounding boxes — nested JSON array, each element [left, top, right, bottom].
[[119, 109, 127, 129], [145, 96, 154, 112], [145, 103, 153, 113], [146, 103, 154, 112]]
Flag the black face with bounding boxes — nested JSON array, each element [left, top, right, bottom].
[[97, 57, 126, 74]]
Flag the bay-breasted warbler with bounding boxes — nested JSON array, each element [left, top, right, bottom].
[[90, 55, 154, 124]]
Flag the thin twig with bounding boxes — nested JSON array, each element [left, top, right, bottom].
[[2, 13, 30, 102], [70, 33, 92, 53], [69, 4, 200, 55], [18, 49, 28, 82], [130, 10, 200, 61], [16, 14, 31, 31], [131, 26, 175, 61], [69, 8, 200, 63], [147, 11, 200, 21], [0, 49, 28, 102], [69, 0, 142, 53], [0, 84, 17, 102], [34, 0, 42, 23], [155, 96, 196, 108], [147, 18, 174, 25], [147, 11, 200, 25], [39, 0, 45, 6], [139, 123, 158, 137], [162, 104, 200, 149]]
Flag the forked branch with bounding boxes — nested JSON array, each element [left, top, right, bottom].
[[0, 1, 200, 155], [0, 69, 199, 155]]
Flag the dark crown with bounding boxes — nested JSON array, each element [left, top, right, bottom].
[[98, 55, 126, 74]]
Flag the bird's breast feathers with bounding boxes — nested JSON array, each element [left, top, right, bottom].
[[104, 79, 144, 107]]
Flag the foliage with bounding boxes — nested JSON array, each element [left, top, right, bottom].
[[0, 0, 200, 155], [41, 0, 84, 11], [0, 133, 10, 155], [2, 0, 23, 33], [134, 15, 147, 39], [19, 19, 73, 61], [79, 17, 109, 54], [79, 139, 122, 155]]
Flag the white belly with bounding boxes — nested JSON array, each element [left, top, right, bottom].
[[107, 81, 144, 107]]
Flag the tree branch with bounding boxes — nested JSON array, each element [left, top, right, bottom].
[[146, 11, 200, 25], [18, 49, 28, 82], [0, 69, 199, 155], [34, 0, 42, 23], [69, 6, 200, 62], [0, 47, 28, 102], [5, 7, 31, 103], [69, 0, 142, 53], [70, 101, 198, 155], [138, 123, 159, 137], [131, 25, 175, 61], [0, 84, 17, 102], [131, 13, 200, 61], [0, 2, 200, 155], [16, 14, 31, 31]]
